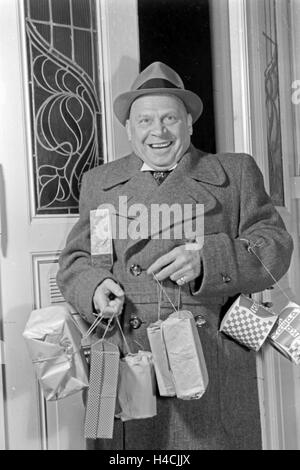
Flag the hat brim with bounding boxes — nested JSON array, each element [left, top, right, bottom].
[[113, 88, 203, 126]]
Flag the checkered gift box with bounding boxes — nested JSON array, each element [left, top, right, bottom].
[[220, 294, 278, 351], [84, 339, 119, 439], [269, 302, 300, 365]]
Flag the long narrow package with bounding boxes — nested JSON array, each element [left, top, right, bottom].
[[161, 310, 209, 400], [84, 339, 119, 439], [147, 320, 176, 397]]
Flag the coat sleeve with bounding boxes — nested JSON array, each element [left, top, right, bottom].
[[56, 172, 117, 323], [191, 154, 293, 298]]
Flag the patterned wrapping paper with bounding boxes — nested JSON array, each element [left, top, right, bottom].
[[269, 301, 300, 365], [90, 208, 113, 268], [84, 340, 120, 439], [219, 294, 278, 352], [23, 305, 89, 401], [147, 320, 176, 397], [116, 351, 157, 421], [161, 310, 209, 400]]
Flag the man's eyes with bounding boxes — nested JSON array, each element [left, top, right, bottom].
[[138, 117, 151, 125], [163, 115, 178, 123], [137, 115, 178, 125]]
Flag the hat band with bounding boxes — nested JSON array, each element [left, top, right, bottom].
[[137, 78, 181, 90]]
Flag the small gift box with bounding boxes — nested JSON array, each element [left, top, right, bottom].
[[161, 310, 208, 400], [84, 339, 119, 439], [90, 208, 113, 269], [116, 351, 157, 421], [269, 301, 300, 365], [220, 294, 278, 351], [23, 305, 89, 401], [147, 320, 176, 397]]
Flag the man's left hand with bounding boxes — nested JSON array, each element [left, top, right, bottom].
[[147, 245, 202, 284]]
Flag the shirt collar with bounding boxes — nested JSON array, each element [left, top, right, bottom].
[[140, 162, 178, 172]]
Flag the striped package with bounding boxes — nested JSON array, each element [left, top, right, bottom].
[[269, 301, 300, 365]]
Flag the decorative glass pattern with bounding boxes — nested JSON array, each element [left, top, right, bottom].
[[24, 0, 104, 215], [263, 0, 284, 206]]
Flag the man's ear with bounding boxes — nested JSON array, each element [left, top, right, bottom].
[[125, 120, 131, 141], [187, 114, 193, 136]]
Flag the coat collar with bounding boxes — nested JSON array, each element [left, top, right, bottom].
[[101, 145, 226, 189]]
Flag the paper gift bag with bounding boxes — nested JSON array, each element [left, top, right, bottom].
[[269, 302, 300, 365], [23, 305, 89, 401], [220, 294, 278, 351], [147, 320, 176, 397], [161, 310, 208, 400], [116, 351, 157, 421], [84, 339, 119, 439]]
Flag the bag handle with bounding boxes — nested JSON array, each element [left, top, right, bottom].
[[153, 273, 181, 319], [240, 238, 292, 303]]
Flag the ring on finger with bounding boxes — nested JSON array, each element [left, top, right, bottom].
[[177, 276, 187, 286]]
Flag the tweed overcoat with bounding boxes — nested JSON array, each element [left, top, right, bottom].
[[57, 146, 293, 450]]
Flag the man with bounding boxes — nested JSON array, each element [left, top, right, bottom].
[[57, 62, 293, 450]]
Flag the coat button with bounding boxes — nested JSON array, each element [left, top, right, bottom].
[[129, 315, 144, 329], [130, 264, 142, 276], [195, 315, 206, 328], [221, 273, 231, 283]]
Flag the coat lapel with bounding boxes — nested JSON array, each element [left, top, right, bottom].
[[108, 146, 227, 259]]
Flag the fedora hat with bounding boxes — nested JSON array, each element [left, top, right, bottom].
[[113, 61, 203, 126]]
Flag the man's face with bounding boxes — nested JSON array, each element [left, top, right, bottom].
[[126, 94, 193, 170]]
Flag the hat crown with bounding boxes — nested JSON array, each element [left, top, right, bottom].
[[131, 61, 185, 91]]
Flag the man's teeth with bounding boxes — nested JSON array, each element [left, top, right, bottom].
[[149, 142, 172, 149]]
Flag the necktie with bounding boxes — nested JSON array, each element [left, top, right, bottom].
[[151, 170, 172, 185]]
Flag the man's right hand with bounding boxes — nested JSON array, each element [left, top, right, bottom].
[[93, 279, 125, 318]]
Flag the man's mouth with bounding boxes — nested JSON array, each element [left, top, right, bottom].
[[148, 141, 173, 149]]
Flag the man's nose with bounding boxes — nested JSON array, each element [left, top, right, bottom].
[[151, 119, 166, 135]]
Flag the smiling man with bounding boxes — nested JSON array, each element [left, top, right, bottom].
[[125, 94, 193, 171], [57, 62, 293, 450]]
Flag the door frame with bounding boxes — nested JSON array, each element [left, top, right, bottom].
[[210, 0, 300, 449]]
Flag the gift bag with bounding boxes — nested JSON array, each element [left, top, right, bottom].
[[147, 320, 176, 397], [84, 339, 119, 439], [269, 302, 300, 365], [220, 294, 278, 351], [23, 305, 89, 401], [161, 310, 209, 400], [116, 350, 157, 421]]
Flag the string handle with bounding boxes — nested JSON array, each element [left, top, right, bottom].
[[83, 312, 115, 340], [115, 316, 131, 355], [240, 238, 292, 303], [153, 273, 181, 313]]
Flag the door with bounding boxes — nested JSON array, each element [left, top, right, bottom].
[[0, 0, 139, 450]]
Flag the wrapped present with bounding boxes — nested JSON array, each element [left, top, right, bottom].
[[220, 294, 278, 351], [147, 320, 176, 397], [23, 305, 89, 401], [161, 310, 208, 400], [269, 301, 300, 365], [84, 339, 119, 439], [116, 351, 157, 421], [90, 208, 113, 269]]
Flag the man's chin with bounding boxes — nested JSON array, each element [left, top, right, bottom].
[[144, 155, 178, 171]]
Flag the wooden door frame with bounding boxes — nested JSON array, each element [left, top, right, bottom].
[[210, 0, 300, 449]]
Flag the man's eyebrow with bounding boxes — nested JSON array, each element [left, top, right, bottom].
[[135, 112, 152, 118]]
